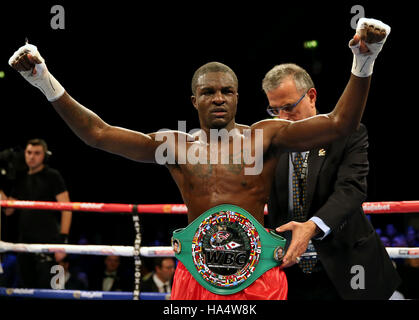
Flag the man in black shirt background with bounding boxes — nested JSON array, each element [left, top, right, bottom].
[[1, 138, 72, 288]]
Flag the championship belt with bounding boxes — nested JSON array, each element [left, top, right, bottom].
[[171, 204, 286, 295]]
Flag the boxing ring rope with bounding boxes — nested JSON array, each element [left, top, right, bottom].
[[0, 287, 169, 300], [1, 199, 419, 259], [0, 241, 417, 259], [2, 200, 419, 214], [1, 199, 418, 300], [0, 242, 174, 257]]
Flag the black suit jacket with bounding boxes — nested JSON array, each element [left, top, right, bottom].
[[89, 270, 133, 292], [141, 275, 159, 293], [266, 124, 400, 299], [141, 273, 173, 293]]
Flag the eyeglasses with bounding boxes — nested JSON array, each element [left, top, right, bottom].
[[266, 90, 308, 117]]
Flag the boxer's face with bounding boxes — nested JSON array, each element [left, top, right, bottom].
[[25, 144, 45, 171], [267, 78, 316, 121], [192, 72, 238, 130]]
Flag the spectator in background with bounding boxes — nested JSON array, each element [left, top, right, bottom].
[[141, 257, 175, 294], [89, 255, 132, 291], [380, 224, 418, 247], [385, 224, 398, 239], [54, 252, 88, 290], [0, 253, 19, 288], [383, 225, 419, 299], [392, 235, 408, 247], [397, 258, 419, 299], [406, 226, 419, 247], [380, 236, 392, 248], [0, 139, 72, 289]]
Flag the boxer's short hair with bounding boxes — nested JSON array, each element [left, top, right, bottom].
[[191, 62, 238, 95]]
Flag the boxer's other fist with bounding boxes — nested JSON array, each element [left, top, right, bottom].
[[9, 44, 44, 75], [350, 18, 389, 53], [349, 18, 391, 77], [10, 50, 43, 74], [8, 43, 65, 102]]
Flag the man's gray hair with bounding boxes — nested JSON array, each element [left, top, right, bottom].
[[262, 63, 314, 94]]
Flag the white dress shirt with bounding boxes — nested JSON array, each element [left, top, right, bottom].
[[152, 273, 171, 293]]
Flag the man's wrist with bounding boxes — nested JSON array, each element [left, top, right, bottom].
[[309, 216, 331, 240], [305, 220, 321, 238]]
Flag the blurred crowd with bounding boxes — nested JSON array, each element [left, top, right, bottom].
[[1, 223, 418, 299], [377, 224, 419, 248], [0, 236, 176, 296]]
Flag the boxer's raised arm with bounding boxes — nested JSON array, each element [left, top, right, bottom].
[[51, 92, 161, 163], [8, 45, 162, 163], [258, 18, 390, 152], [256, 74, 371, 152]]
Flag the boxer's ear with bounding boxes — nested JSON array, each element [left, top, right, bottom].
[[191, 95, 198, 110]]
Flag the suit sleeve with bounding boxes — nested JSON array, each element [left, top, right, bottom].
[[313, 124, 369, 233]]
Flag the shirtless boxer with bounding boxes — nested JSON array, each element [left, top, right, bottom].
[[8, 18, 390, 299]]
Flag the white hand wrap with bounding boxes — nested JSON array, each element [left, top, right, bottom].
[[8, 44, 65, 102], [349, 18, 391, 77]]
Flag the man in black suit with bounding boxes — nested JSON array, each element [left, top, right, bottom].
[[89, 255, 132, 291], [54, 252, 88, 290], [263, 63, 400, 300], [141, 258, 175, 294]]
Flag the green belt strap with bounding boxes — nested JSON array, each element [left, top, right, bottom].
[[171, 204, 286, 295]]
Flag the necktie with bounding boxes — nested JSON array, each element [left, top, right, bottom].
[[292, 152, 307, 222], [292, 152, 317, 273]]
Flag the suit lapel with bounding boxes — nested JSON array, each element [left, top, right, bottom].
[[304, 147, 327, 217]]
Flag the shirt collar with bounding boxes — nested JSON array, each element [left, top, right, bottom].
[[152, 273, 169, 289]]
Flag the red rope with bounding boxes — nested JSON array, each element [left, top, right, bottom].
[[2, 200, 419, 214], [0, 200, 187, 214]]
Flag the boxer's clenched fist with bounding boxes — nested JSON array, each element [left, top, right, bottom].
[[8, 44, 65, 102], [9, 46, 43, 74], [349, 18, 391, 77]]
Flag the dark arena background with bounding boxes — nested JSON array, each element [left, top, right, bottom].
[[0, 0, 418, 307]]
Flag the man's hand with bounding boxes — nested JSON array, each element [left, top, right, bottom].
[[349, 18, 391, 77], [276, 220, 319, 268], [8, 43, 65, 101]]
